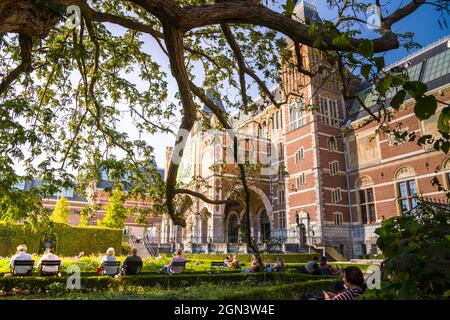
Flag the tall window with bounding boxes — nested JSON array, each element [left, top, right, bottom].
[[278, 143, 284, 160], [319, 97, 339, 127], [359, 188, 376, 224], [331, 188, 342, 203], [277, 166, 284, 181], [277, 189, 285, 205], [54, 188, 74, 198], [333, 212, 344, 225], [272, 110, 283, 131], [273, 211, 286, 229], [295, 148, 304, 163], [329, 161, 339, 176], [398, 180, 418, 213], [289, 100, 306, 131], [327, 137, 337, 151], [296, 173, 306, 188]]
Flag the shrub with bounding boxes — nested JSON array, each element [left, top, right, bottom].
[[160, 253, 320, 263], [0, 222, 122, 256], [375, 199, 450, 299], [0, 273, 336, 295]]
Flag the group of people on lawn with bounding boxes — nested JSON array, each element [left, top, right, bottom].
[[9, 244, 143, 276], [9, 245, 366, 300]]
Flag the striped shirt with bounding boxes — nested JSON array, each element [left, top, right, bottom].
[[332, 287, 364, 300]]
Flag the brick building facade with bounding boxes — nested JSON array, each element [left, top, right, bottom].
[[159, 3, 450, 258]]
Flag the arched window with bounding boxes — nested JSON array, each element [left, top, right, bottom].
[[327, 137, 337, 151], [394, 166, 417, 214], [355, 176, 376, 224]]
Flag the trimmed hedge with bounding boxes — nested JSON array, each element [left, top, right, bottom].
[[161, 253, 320, 263], [0, 273, 336, 295], [0, 222, 122, 256], [219, 279, 336, 300]]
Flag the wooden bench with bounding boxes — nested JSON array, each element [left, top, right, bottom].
[[11, 260, 34, 276], [39, 260, 61, 276], [103, 261, 121, 276], [209, 261, 224, 273]]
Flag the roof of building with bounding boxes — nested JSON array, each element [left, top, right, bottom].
[[347, 35, 450, 123], [202, 90, 226, 114], [293, 1, 322, 24], [19, 167, 165, 201]]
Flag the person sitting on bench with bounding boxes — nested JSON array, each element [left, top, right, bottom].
[[9, 244, 33, 275], [223, 254, 233, 268], [121, 248, 143, 275], [159, 249, 186, 274], [37, 248, 61, 275], [230, 255, 240, 269], [98, 247, 119, 275]]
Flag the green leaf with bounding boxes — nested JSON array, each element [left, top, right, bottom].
[[438, 106, 450, 133], [358, 40, 374, 58], [404, 81, 427, 99], [282, 0, 299, 16], [361, 64, 372, 80], [313, 35, 323, 48], [390, 90, 407, 110], [376, 75, 393, 96], [332, 34, 351, 49], [414, 95, 437, 120]]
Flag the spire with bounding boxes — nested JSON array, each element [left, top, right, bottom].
[[293, 0, 321, 24], [202, 89, 226, 113]]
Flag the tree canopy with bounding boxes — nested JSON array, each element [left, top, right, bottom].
[[1, 0, 449, 241]]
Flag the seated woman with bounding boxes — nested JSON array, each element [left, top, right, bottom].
[[300, 266, 365, 300], [319, 256, 340, 275], [271, 256, 285, 272], [230, 255, 240, 269], [243, 255, 262, 273], [223, 254, 233, 268], [98, 247, 117, 275], [324, 266, 365, 300]]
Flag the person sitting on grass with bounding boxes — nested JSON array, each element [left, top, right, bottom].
[[243, 255, 262, 273], [37, 248, 61, 275], [271, 256, 285, 272], [230, 255, 240, 269], [319, 256, 341, 275], [98, 247, 117, 275], [158, 249, 187, 274], [9, 244, 33, 275], [121, 248, 143, 276], [304, 256, 321, 275], [323, 266, 365, 300], [223, 254, 233, 268], [300, 266, 365, 300]]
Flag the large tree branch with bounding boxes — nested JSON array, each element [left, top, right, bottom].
[[0, 34, 33, 97], [382, 0, 427, 29], [175, 188, 231, 205], [182, 1, 402, 53]]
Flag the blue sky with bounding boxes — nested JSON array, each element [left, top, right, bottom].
[[111, 1, 450, 169]]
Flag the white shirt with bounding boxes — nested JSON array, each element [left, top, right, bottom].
[[10, 252, 33, 274], [38, 253, 61, 273], [101, 255, 117, 275], [305, 260, 318, 273]]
